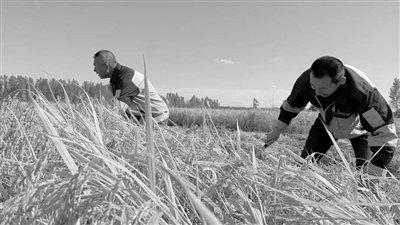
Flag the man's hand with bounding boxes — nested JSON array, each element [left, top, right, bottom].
[[262, 131, 280, 148], [262, 120, 288, 148]]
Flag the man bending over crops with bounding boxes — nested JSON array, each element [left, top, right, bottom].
[[262, 56, 398, 176], [93, 50, 169, 124]]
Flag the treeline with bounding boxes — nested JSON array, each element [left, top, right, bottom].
[[0, 75, 219, 108], [0, 75, 113, 103], [165, 92, 219, 108], [389, 77, 400, 117]]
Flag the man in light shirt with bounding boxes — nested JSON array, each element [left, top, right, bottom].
[[93, 50, 169, 124]]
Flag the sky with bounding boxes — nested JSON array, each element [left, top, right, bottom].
[[1, 0, 399, 107]]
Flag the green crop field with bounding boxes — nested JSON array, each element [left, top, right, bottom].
[[1, 90, 400, 225]]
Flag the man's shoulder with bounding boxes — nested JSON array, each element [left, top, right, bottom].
[[118, 64, 135, 77], [299, 68, 312, 79], [111, 64, 135, 84], [344, 65, 375, 96], [343, 66, 384, 109], [292, 69, 312, 91]]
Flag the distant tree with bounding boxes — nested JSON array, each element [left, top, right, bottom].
[[0, 75, 6, 99], [8, 76, 21, 98], [163, 92, 219, 108], [389, 77, 400, 113], [165, 92, 185, 107], [253, 98, 260, 109]]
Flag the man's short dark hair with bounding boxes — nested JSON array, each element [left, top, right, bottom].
[[311, 56, 345, 83], [93, 50, 117, 66]]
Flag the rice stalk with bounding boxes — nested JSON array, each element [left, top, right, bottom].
[[147, 210, 164, 225], [29, 88, 78, 175], [69, 109, 119, 176], [143, 55, 156, 194], [46, 79, 68, 124], [162, 158, 178, 220], [153, 123, 179, 172], [10, 152, 27, 177], [319, 118, 354, 177], [202, 106, 228, 155], [5, 106, 37, 161], [57, 80, 75, 120], [251, 145, 257, 173], [273, 155, 286, 223], [157, 162, 223, 224], [236, 119, 241, 152]]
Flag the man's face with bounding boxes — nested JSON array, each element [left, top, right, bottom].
[[93, 57, 109, 79], [310, 72, 343, 97]]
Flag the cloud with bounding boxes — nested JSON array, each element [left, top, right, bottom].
[[214, 58, 235, 65]]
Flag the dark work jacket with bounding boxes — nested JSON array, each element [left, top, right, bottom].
[[278, 65, 397, 165]]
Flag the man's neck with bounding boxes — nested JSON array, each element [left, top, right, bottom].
[[108, 64, 118, 78]]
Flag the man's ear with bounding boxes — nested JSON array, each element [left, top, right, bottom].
[[338, 76, 346, 85]]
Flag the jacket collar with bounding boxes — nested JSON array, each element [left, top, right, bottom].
[[334, 69, 350, 106], [110, 63, 123, 85]]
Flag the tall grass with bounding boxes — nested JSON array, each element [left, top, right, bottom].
[[1, 88, 400, 224]]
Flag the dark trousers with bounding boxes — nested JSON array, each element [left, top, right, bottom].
[[300, 118, 369, 169]]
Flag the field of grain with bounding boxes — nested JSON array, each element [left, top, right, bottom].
[[1, 89, 400, 225], [169, 107, 316, 134]]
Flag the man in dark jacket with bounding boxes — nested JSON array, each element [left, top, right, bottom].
[[262, 56, 398, 176], [93, 50, 169, 124]]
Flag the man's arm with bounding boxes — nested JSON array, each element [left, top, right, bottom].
[[359, 88, 398, 169], [263, 71, 312, 147], [279, 70, 313, 124], [115, 74, 140, 103]]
